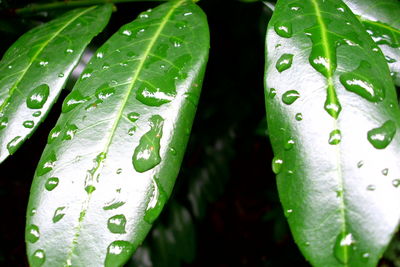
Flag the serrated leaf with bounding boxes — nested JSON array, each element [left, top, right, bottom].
[[25, 0, 209, 266], [265, 0, 400, 266], [343, 0, 400, 86], [0, 5, 112, 163]]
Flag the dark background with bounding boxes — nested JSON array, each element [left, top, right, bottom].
[[0, 0, 399, 266]]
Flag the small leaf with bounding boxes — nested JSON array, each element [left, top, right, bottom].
[[265, 0, 400, 266], [26, 1, 209, 266], [0, 5, 112, 163], [343, 0, 400, 86]]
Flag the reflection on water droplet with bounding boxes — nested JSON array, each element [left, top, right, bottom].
[[381, 168, 388, 176], [392, 179, 400, 188], [107, 214, 127, 234], [65, 48, 74, 54], [36, 152, 57, 176], [276, 54, 294, 72], [23, 120, 34, 128], [136, 82, 176, 106], [295, 113, 303, 121], [284, 138, 295, 150], [27, 84, 50, 109], [33, 111, 41, 117], [334, 231, 354, 264], [127, 112, 140, 122], [62, 124, 78, 141], [274, 21, 292, 38], [39, 61, 48, 67], [329, 129, 341, 145], [105, 240, 133, 267], [144, 176, 167, 224], [132, 115, 164, 172], [47, 126, 61, 144], [62, 90, 88, 113], [52, 207, 66, 223], [285, 209, 293, 217], [324, 100, 341, 120], [31, 249, 45, 266], [45, 177, 59, 191], [282, 90, 300, 105], [26, 224, 40, 243], [7, 136, 22, 155], [367, 120, 396, 149], [58, 73, 64, 78], [272, 156, 283, 174], [268, 88, 276, 99], [30, 208, 37, 216], [367, 184, 376, 191], [96, 52, 104, 59]]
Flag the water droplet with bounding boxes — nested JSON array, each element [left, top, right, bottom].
[[139, 13, 149, 19], [47, 126, 61, 144], [31, 249, 45, 266], [285, 209, 293, 217], [144, 176, 167, 224], [340, 61, 384, 102], [36, 152, 57, 176], [329, 129, 341, 145], [385, 55, 396, 63], [102, 63, 110, 69], [27, 84, 50, 109], [95, 84, 115, 102], [23, 120, 34, 128], [30, 208, 37, 216], [289, 3, 301, 11], [62, 124, 78, 141], [85, 185, 96, 194], [133, 115, 164, 172], [276, 54, 294, 72], [367, 120, 396, 149], [52, 207, 66, 223], [45, 177, 59, 191], [334, 232, 354, 264], [392, 179, 400, 188], [33, 111, 41, 117], [272, 156, 283, 174], [284, 138, 295, 150], [84, 153, 106, 194], [274, 21, 292, 38], [62, 90, 88, 113], [324, 100, 341, 119], [39, 61, 48, 67], [26, 224, 40, 243], [127, 112, 140, 122], [282, 90, 300, 105], [105, 240, 133, 267], [295, 113, 303, 121], [183, 12, 192, 16], [136, 82, 175, 106], [268, 88, 276, 99], [175, 21, 187, 30], [362, 252, 370, 261], [0, 116, 8, 130], [382, 168, 389, 176], [357, 160, 364, 168], [103, 201, 125, 211], [116, 168, 122, 174], [96, 52, 104, 59], [128, 126, 137, 136], [65, 48, 74, 54], [7, 136, 22, 154], [107, 214, 127, 234]]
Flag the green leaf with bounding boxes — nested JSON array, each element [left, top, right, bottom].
[[343, 0, 400, 86], [265, 0, 400, 266], [26, 0, 209, 266], [0, 5, 112, 163]]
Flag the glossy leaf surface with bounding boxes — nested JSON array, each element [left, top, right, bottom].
[[343, 0, 400, 86], [26, 0, 209, 266], [0, 5, 112, 163], [265, 0, 400, 266]]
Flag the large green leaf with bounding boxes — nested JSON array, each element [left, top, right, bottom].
[[343, 0, 400, 86], [0, 5, 112, 163], [265, 0, 400, 266], [25, 0, 209, 266]]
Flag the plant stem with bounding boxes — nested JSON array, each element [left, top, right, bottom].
[[15, 0, 167, 15]]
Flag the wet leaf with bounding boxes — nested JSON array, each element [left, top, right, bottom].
[[265, 0, 400, 266]]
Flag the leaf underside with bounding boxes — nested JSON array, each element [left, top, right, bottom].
[[265, 0, 400, 266], [0, 5, 112, 163], [25, 1, 209, 266]]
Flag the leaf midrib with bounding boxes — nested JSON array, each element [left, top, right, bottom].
[[309, 0, 348, 265], [65, 0, 185, 263], [0, 6, 96, 113]]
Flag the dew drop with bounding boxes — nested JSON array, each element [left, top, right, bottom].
[[268, 88, 276, 99], [274, 21, 292, 38], [103, 201, 125, 211], [38, 61, 48, 67], [324, 100, 341, 120], [282, 90, 300, 105], [45, 177, 59, 191], [116, 168, 122, 174], [85, 185, 96, 194], [31, 249, 45, 266], [127, 112, 140, 123], [62, 124, 78, 141], [52, 207, 66, 223], [107, 214, 127, 234], [284, 138, 295, 150], [132, 115, 164, 172], [30, 208, 37, 216], [392, 179, 400, 188], [105, 240, 133, 267], [47, 125, 61, 144], [381, 168, 389, 176], [334, 231, 354, 264], [0, 116, 8, 130], [23, 120, 34, 128], [33, 111, 41, 117], [36, 152, 57, 176], [367, 184, 376, 191], [357, 160, 364, 168], [276, 54, 294, 72], [62, 90, 89, 113], [26, 224, 40, 243], [295, 113, 303, 121], [26, 84, 50, 109], [65, 48, 74, 54], [96, 52, 104, 59], [272, 156, 283, 174], [144, 176, 167, 224], [329, 129, 341, 145], [367, 120, 396, 149], [7, 136, 22, 155], [58, 73, 64, 78]]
